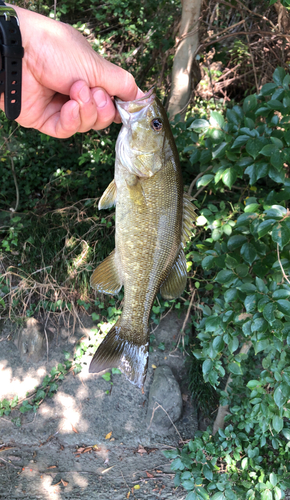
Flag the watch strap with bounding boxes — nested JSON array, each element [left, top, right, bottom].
[[0, 1, 24, 120]]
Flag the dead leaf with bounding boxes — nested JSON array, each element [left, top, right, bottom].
[[126, 492, 130, 499], [71, 425, 78, 434], [47, 465, 57, 469], [105, 432, 112, 440], [61, 479, 68, 486], [137, 446, 147, 455], [146, 471, 154, 478], [134, 484, 140, 490], [151, 364, 157, 369]]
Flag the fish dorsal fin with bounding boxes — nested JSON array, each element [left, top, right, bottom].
[[160, 247, 187, 300], [98, 180, 117, 210], [90, 250, 122, 295], [182, 193, 197, 246]]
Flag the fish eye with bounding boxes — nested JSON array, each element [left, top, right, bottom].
[[151, 118, 163, 131]]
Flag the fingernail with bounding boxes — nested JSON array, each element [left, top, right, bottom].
[[79, 85, 91, 103], [93, 89, 107, 108]]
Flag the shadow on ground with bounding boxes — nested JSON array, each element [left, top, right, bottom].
[[0, 313, 197, 500]]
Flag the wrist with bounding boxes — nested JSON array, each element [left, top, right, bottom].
[[0, 2, 24, 119]]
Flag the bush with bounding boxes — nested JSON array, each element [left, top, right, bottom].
[[166, 67, 290, 499]]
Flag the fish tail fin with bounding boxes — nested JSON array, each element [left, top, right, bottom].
[[89, 323, 148, 388]]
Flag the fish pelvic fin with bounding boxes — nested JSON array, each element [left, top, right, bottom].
[[89, 323, 149, 388], [160, 247, 187, 300], [98, 180, 117, 210], [182, 193, 197, 246], [90, 250, 122, 295]]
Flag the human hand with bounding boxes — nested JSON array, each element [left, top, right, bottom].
[[1, 6, 143, 138]]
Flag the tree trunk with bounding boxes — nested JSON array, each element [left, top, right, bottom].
[[168, 0, 202, 121]]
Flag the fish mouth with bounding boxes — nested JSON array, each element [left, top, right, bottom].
[[115, 87, 156, 124]]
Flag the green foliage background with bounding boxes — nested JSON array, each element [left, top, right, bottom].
[[1, 1, 290, 499]]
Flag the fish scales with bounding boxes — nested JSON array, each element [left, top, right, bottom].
[[89, 88, 196, 387]]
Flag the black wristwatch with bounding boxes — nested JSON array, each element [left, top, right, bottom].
[[0, 1, 23, 120]]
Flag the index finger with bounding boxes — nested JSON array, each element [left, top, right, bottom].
[[93, 56, 144, 102]]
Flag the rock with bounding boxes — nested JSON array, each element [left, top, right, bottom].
[[146, 365, 183, 432], [14, 318, 46, 363]]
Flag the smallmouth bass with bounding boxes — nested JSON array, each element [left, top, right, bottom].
[[89, 88, 195, 387]]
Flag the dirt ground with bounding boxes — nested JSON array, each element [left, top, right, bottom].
[[0, 313, 197, 500]]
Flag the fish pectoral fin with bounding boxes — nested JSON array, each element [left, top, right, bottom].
[[135, 153, 163, 177], [89, 324, 149, 388], [182, 193, 197, 245], [98, 180, 117, 210], [90, 250, 122, 295], [160, 248, 187, 300]]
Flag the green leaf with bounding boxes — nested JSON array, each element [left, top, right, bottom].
[[190, 119, 209, 132], [246, 138, 263, 159], [112, 367, 121, 374], [216, 270, 236, 284], [186, 492, 197, 500], [222, 168, 237, 189], [231, 135, 249, 149], [282, 428, 290, 440], [171, 458, 185, 470], [210, 111, 225, 129], [227, 235, 247, 250], [272, 415, 283, 433], [240, 242, 257, 265], [202, 256, 216, 269], [203, 359, 213, 375], [272, 289, 290, 299], [245, 162, 268, 185], [245, 294, 257, 313], [228, 362, 243, 375], [243, 94, 257, 114], [268, 167, 285, 184], [182, 479, 195, 491], [261, 491, 273, 500], [273, 67, 286, 86], [260, 82, 277, 96], [196, 175, 214, 188], [102, 372, 111, 381], [258, 219, 277, 238], [277, 299, 290, 316], [260, 144, 278, 156], [270, 473, 277, 488], [263, 303, 276, 323], [256, 277, 268, 293], [274, 385, 287, 408], [211, 493, 226, 500], [227, 109, 240, 126], [272, 222, 290, 248], [212, 142, 227, 159], [203, 464, 213, 481]]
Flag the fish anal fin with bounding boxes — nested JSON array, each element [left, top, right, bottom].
[[90, 250, 122, 295], [182, 193, 197, 245], [89, 324, 149, 388], [160, 248, 187, 300], [98, 180, 117, 210]]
